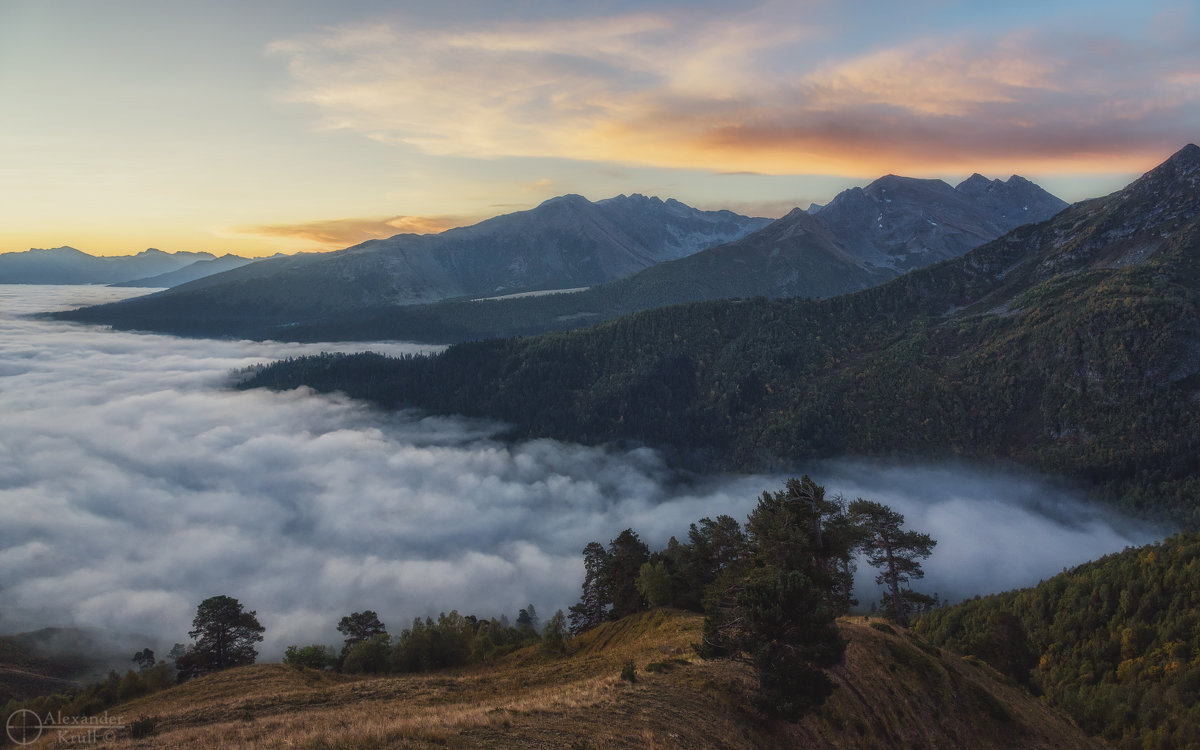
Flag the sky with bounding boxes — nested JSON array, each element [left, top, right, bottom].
[[0, 285, 1163, 655], [1, 0, 1197, 257]]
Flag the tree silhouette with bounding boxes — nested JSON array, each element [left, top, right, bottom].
[[603, 529, 650, 619], [131, 648, 155, 671], [337, 610, 388, 649], [849, 499, 936, 627], [179, 595, 265, 677], [703, 477, 854, 718], [568, 542, 610, 634]]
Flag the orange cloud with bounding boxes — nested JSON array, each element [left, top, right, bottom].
[[236, 215, 475, 248], [268, 15, 1200, 179]]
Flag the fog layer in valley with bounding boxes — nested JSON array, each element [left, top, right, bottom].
[[0, 286, 1163, 657]]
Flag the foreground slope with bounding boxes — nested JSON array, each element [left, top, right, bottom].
[[240, 145, 1200, 524], [24, 611, 1098, 749], [917, 532, 1200, 748]]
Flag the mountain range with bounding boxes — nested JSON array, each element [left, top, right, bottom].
[[0, 246, 269, 288], [239, 144, 1200, 526], [55, 173, 1065, 341], [110, 253, 262, 287], [590, 172, 1067, 304], [67, 194, 766, 320], [0, 247, 245, 286]]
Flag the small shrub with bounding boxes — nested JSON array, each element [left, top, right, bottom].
[[284, 644, 336, 671], [342, 635, 392, 674], [870, 622, 897, 635], [645, 658, 689, 673], [620, 659, 637, 683], [129, 715, 158, 739]]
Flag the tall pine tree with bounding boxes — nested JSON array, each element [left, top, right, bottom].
[[703, 477, 855, 718], [568, 542, 609, 634], [849, 499, 936, 626]]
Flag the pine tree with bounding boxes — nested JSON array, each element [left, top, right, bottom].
[[603, 529, 650, 618], [516, 604, 540, 636], [848, 499, 936, 627], [702, 476, 853, 718], [337, 610, 388, 649], [540, 610, 568, 654], [180, 595, 265, 677], [568, 542, 609, 634], [131, 648, 156, 671]]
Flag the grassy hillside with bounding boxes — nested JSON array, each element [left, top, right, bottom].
[[0, 639, 81, 706], [0, 628, 149, 705], [916, 532, 1200, 749], [10, 610, 1100, 749]]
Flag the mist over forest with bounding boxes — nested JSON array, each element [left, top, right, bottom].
[[0, 286, 1161, 657]]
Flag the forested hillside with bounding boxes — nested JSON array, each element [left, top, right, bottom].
[[916, 533, 1200, 748], [241, 146, 1200, 526]]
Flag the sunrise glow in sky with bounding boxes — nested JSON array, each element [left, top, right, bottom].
[[2, 0, 1197, 257]]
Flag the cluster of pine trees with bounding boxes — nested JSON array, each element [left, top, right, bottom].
[[566, 476, 936, 717], [283, 605, 569, 675]]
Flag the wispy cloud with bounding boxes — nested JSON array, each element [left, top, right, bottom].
[[235, 214, 477, 248], [268, 12, 1199, 177]]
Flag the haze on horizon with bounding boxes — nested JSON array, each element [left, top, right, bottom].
[[1, 0, 1197, 258]]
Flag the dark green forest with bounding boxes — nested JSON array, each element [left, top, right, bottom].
[[916, 532, 1200, 749], [241, 157, 1200, 527]]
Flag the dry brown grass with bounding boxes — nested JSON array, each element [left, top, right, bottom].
[[19, 611, 1103, 749]]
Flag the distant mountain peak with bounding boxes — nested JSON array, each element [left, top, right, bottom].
[[597, 193, 664, 207], [1172, 142, 1200, 162], [956, 173, 993, 191], [1151, 143, 1200, 179], [809, 170, 1066, 272], [538, 193, 591, 208], [1118, 143, 1200, 206], [868, 174, 953, 191]]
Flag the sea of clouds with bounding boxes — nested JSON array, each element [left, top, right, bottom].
[[0, 285, 1165, 657]]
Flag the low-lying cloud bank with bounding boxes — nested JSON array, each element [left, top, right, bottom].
[[0, 286, 1164, 658]]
